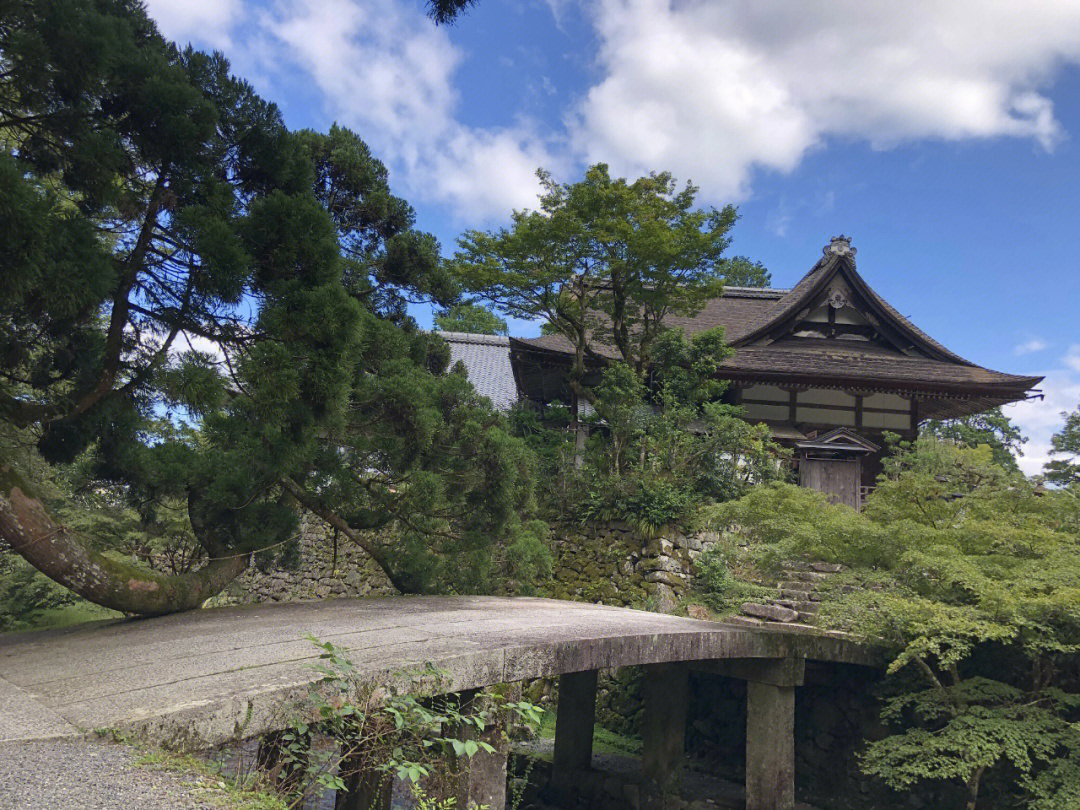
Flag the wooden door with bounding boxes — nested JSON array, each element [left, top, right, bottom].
[[800, 457, 862, 510]]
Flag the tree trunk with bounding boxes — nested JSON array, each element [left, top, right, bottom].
[[965, 765, 984, 810], [279, 477, 411, 593], [1, 465, 247, 615], [570, 386, 585, 470]]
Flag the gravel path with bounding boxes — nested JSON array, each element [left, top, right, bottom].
[[0, 738, 217, 810]]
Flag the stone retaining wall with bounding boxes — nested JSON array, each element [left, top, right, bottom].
[[213, 516, 714, 612], [210, 516, 396, 606], [546, 522, 718, 612]]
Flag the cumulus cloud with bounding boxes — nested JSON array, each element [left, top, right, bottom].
[[1066, 344, 1080, 372], [1014, 338, 1050, 356], [1006, 349, 1080, 477], [571, 0, 1080, 200], [144, 0, 1080, 223], [146, 0, 561, 221], [247, 0, 563, 220], [143, 0, 243, 48]]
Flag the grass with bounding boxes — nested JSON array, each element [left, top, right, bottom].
[[94, 730, 288, 810], [536, 710, 642, 758], [137, 750, 288, 810], [5, 601, 123, 633]]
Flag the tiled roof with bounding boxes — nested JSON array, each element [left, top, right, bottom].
[[716, 340, 1040, 392], [510, 332, 1039, 394], [508, 241, 1042, 406], [438, 331, 517, 410], [732, 250, 969, 364]]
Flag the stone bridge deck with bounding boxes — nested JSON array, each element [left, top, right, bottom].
[[0, 596, 880, 809]]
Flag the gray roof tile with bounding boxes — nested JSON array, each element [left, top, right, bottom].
[[437, 331, 517, 410]]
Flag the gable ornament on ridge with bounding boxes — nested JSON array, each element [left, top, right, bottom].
[[823, 234, 857, 261]]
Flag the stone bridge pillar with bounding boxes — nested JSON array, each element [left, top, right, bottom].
[[642, 661, 689, 791], [553, 669, 598, 785], [703, 657, 805, 810]]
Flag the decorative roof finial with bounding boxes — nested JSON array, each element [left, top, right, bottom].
[[823, 234, 856, 261]]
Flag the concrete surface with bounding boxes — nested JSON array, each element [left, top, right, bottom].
[[0, 596, 876, 749], [0, 738, 216, 810]]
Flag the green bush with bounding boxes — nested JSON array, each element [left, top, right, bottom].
[[710, 437, 1080, 809], [0, 554, 78, 631], [693, 543, 773, 613]]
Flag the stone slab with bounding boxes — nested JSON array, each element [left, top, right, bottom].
[[0, 675, 78, 741], [742, 602, 800, 623], [0, 596, 878, 748]]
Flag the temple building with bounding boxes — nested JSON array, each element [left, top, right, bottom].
[[503, 236, 1043, 509]]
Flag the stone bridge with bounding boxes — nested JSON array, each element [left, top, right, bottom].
[[0, 596, 881, 809]]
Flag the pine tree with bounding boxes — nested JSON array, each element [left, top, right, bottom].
[[0, 0, 538, 613]]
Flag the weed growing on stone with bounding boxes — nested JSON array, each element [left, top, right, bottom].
[[87, 729, 287, 810], [272, 635, 543, 808]]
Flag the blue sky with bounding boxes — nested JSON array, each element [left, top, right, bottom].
[[145, 0, 1080, 475]]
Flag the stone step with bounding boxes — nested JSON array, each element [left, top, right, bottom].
[[723, 615, 818, 632], [798, 612, 818, 623], [779, 588, 822, 602], [772, 599, 820, 614], [777, 581, 814, 592], [810, 562, 844, 573], [785, 571, 834, 583], [741, 602, 799, 623]]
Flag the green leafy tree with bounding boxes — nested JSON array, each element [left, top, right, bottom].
[[575, 329, 788, 535], [0, 0, 540, 613], [434, 303, 508, 335], [707, 438, 1080, 809], [713, 255, 770, 288], [921, 407, 1026, 471], [1045, 403, 1080, 487], [449, 164, 761, 436]]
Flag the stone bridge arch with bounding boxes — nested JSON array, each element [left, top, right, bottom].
[[0, 596, 882, 809]]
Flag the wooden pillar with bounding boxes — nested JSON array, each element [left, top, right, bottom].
[[553, 670, 598, 782], [642, 662, 689, 789]]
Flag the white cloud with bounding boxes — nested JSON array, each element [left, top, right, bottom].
[[146, 0, 561, 222], [1006, 351, 1080, 477], [144, 0, 1080, 220], [1014, 338, 1050, 356], [1066, 344, 1080, 372], [570, 0, 1080, 200], [248, 0, 565, 221], [178, 332, 227, 364], [143, 0, 243, 48]]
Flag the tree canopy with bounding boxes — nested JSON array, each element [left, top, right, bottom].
[[0, 0, 539, 613], [449, 164, 764, 438], [705, 437, 1080, 809], [451, 164, 761, 374], [433, 302, 508, 335], [1045, 403, 1080, 487], [920, 407, 1026, 472]]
